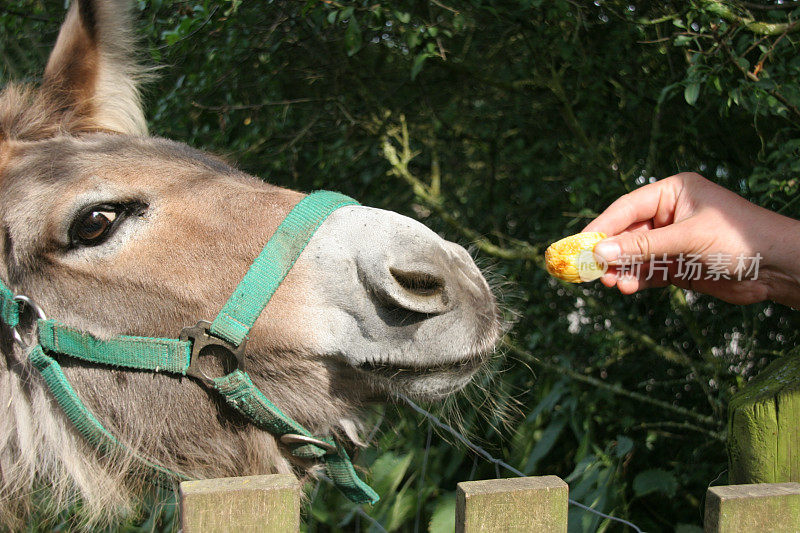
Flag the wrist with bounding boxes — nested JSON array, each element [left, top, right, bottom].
[[757, 212, 800, 308]]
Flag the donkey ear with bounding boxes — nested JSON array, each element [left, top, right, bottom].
[[42, 0, 148, 136]]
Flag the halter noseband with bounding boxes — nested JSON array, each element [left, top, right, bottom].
[[0, 190, 378, 504]]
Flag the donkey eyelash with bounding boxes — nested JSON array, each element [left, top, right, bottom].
[[68, 202, 147, 249]]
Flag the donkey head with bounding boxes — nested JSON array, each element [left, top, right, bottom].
[[0, 0, 500, 524]]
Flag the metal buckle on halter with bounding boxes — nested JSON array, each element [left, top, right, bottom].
[[180, 320, 247, 385], [280, 433, 338, 454], [11, 295, 47, 350]]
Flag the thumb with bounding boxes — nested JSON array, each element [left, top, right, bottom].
[[593, 224, 690, 265]]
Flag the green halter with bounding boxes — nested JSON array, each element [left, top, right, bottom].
[[0, 190, 379, 505]]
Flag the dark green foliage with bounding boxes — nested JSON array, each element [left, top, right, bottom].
[[4, 1, 800, 530]]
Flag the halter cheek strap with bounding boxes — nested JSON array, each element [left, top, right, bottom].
[[0, 191, 379, 504], [0, 282, 19, 328]]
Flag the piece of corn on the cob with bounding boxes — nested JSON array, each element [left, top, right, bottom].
[[545, 232, 607, 283]]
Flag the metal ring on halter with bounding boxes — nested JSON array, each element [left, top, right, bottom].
[[11, 295, 47, 350], [279, 433, 338, 454]]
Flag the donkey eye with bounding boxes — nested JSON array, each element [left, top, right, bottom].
[[69, 204, 135, 247]]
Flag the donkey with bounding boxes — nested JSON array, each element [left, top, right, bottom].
[[0, 0, 501, 527]]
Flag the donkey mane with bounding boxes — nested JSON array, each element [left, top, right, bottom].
[[0, 347, 144, 527], [0, 3, 145, 524], [0, 2, 306, 528]]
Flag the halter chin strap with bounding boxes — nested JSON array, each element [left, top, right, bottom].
[[0, 191, 379, 505]]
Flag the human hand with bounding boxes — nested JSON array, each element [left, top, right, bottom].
[[583, 172, 800, 307]]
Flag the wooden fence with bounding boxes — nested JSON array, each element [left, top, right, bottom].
[[178, 474, 800, 532], [178, 356, 800, 531]]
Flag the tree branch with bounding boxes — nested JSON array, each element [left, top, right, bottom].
[[742, 1, 800, 10], [191, 98, 327, 111], [644, 83, 679, 178], [381, 116, 541, 261], [506, 342, 722, 428], [700, 0, 800, 35], [718, 37, 800, 125]]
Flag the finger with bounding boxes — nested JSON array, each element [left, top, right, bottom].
[[593, 220, 696, 265], [600, 270, 617, 287], [618, 220, 653, 235], [617, 275, 642, 294], [584, 221, 651, 278], [584, 219, 651, 237], [583, 178, 681, 235], [628, 221, 653, 232], [609, 261, 768, 304], [670, 277, 769, 305], [610, 262, 672, 293], [582, 221, 651, 252], [598, 261, 657, 288]]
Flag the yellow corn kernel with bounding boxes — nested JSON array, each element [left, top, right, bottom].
[[545, 232, 607, 283]]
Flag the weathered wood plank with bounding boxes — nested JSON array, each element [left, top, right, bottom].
[[180, 474, 300, 533], [778, 377, 800, 482], [456, 475, 568, 532], [704, 482, 800, 533], [728, 354, 800, 484]]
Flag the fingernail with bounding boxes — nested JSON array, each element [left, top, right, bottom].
[[593, 240, 620, 263]]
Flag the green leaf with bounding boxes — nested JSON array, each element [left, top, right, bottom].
[[411, 52, 431, 80], [633, 469, 678, 498], [345, 17, 362, 56], [676, 525, 704, 533], [569, 464, 601, 501], [428, 493, 456, 533], [684, 82, 700, 106], [406, 31, 421, 49], [736, 56, 751, 71], [381, 487, 416, 531], [524, 417, 567, 473], [614, 436, 634, 457], [369, 452, 413, 496], [526, 380, 568, 422], [224, 0, 242, 17]]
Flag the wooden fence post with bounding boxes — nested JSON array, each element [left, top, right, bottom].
[[728, 354, 800, 484], [704, 482, 800, 533], [455, 475, 568, 532], [180, 474, 300, 533]]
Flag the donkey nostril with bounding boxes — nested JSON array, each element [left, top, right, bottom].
[[390, 268, 445, 297]]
